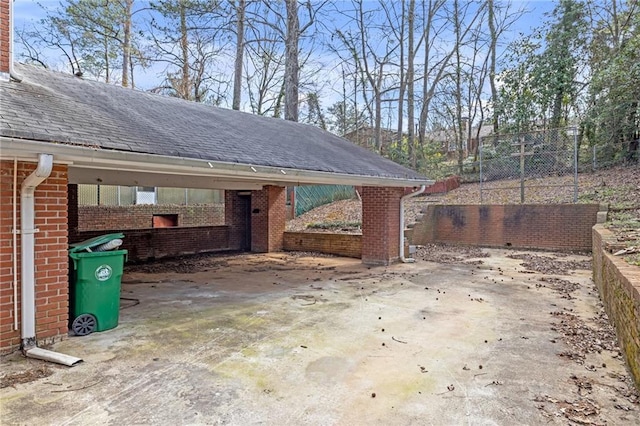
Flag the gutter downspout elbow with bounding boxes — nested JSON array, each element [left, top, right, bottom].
[[21, 154, 54, 349], [21, 154, 82, 367], [8, 0, 23, 83], [400, 185, 426, 263]]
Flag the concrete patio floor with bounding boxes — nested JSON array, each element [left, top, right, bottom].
[[1, 249, 638, 425]]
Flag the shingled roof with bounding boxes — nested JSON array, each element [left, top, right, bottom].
[[0, 64, 430, 188]]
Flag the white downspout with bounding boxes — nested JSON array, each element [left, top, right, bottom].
[[8, 0, 23, 82], [21, 154, 82, 366], [13, 158, 18, 330], [400, 185, 426, 263]]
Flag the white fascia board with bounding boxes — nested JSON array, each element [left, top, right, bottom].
[[0, 137, 434, 188], [68, 167, 264, 190]]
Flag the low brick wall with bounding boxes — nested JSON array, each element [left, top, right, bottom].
[[410, 204, 601, 251], [283, 232, 362, 258], [78, 204, 224, 231], [424, 175, 461, 194], [592, 225, 640, 389], [71, 226, 231, 262]]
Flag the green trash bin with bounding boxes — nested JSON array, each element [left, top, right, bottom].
[[69, 233, 128, 336]]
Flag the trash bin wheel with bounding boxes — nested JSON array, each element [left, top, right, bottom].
[[72, 314, 97, 336]]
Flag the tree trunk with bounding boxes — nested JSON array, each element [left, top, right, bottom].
[[396, 0, 406, 152], [121, 0, 132, 87], [232, 0, 245, 110], [407, 0, 416, 168], [454, 0, 464, 175], [180, 2, 190, 100], [284, 0, 300, 122], [488, 0, 498, 133]]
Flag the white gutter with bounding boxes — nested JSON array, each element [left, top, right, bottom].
[[400, 185, 426, 263], [0, 137, 434, 188], [21, 153, 82, 366], [8, 0, 23, 82]]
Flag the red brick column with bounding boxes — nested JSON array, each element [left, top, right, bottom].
[[0, 0, 9, 75], [0, 160, 69, 353], [361, 186, 404, 265], [251, 186, 285, 253]]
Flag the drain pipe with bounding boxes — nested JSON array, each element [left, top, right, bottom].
[[8, 0, 23, 82], [21, 154, 82, 366], [400, 185, 426, 263], [13, 158, 18, 330]]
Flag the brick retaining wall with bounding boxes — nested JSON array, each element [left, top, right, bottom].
[[410, 204, 601, 251], [283, 232, 362, 258], [592, 225, 640, 389]]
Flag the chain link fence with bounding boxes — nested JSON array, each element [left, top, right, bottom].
[[584, 140, 639, 171], [479, 128, 578, 204], [293, 185, 356, 217]]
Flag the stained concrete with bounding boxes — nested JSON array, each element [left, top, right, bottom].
[[1, 250, 638, 425]]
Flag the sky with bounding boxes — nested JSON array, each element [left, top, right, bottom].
[[11, 0, 559, 111]]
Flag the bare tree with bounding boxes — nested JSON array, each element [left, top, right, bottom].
[[244, 31, 286, 115], [380, 1, 406, 150], [406, 0, 416, 166], [149, 0, 228, 103], [284, 0, 301, 121], [488, 0, 498, 133]]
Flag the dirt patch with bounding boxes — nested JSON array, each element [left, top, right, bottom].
[[414, 243, 490, 264], [0, 363, 53, 389], [124, 252, 342, 275], [126, 253, 231, 274]]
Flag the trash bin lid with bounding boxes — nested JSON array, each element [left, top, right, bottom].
[[69, 233, 125, 253]]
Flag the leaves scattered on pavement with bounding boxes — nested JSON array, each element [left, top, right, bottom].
[[507, 253, 591, 275], [0, 364, 53, 389], [414, 243, 490, 264]]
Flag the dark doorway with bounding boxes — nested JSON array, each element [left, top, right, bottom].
[[238, 193, 251, 251]]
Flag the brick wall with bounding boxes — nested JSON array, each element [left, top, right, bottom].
[[410, 204, 601, 251], [1, 160, 69, 353], [0, 0, 9, 75], [283, 232, 362, 258], [592, 225, 640, 389], [361, 186, 404, 265], [70, 226, 230, 262], [424, 175, 461, 194], [77, 204, 224, 231], [251, 186, 285, 253]]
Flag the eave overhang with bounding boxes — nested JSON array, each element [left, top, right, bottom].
[[0, 137, 434, 190]]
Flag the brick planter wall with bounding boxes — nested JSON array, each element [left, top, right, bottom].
[[1, 161, 69, 353], [410, 204, 601, 251], [77, 204, 224, 231], [592, 225, 640, 389], [283, 232, 362, 258], [70, 226, 231, 262]]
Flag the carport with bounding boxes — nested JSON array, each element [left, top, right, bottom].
[[2, 249, 637, 424], [0, 63, 431, 354]]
